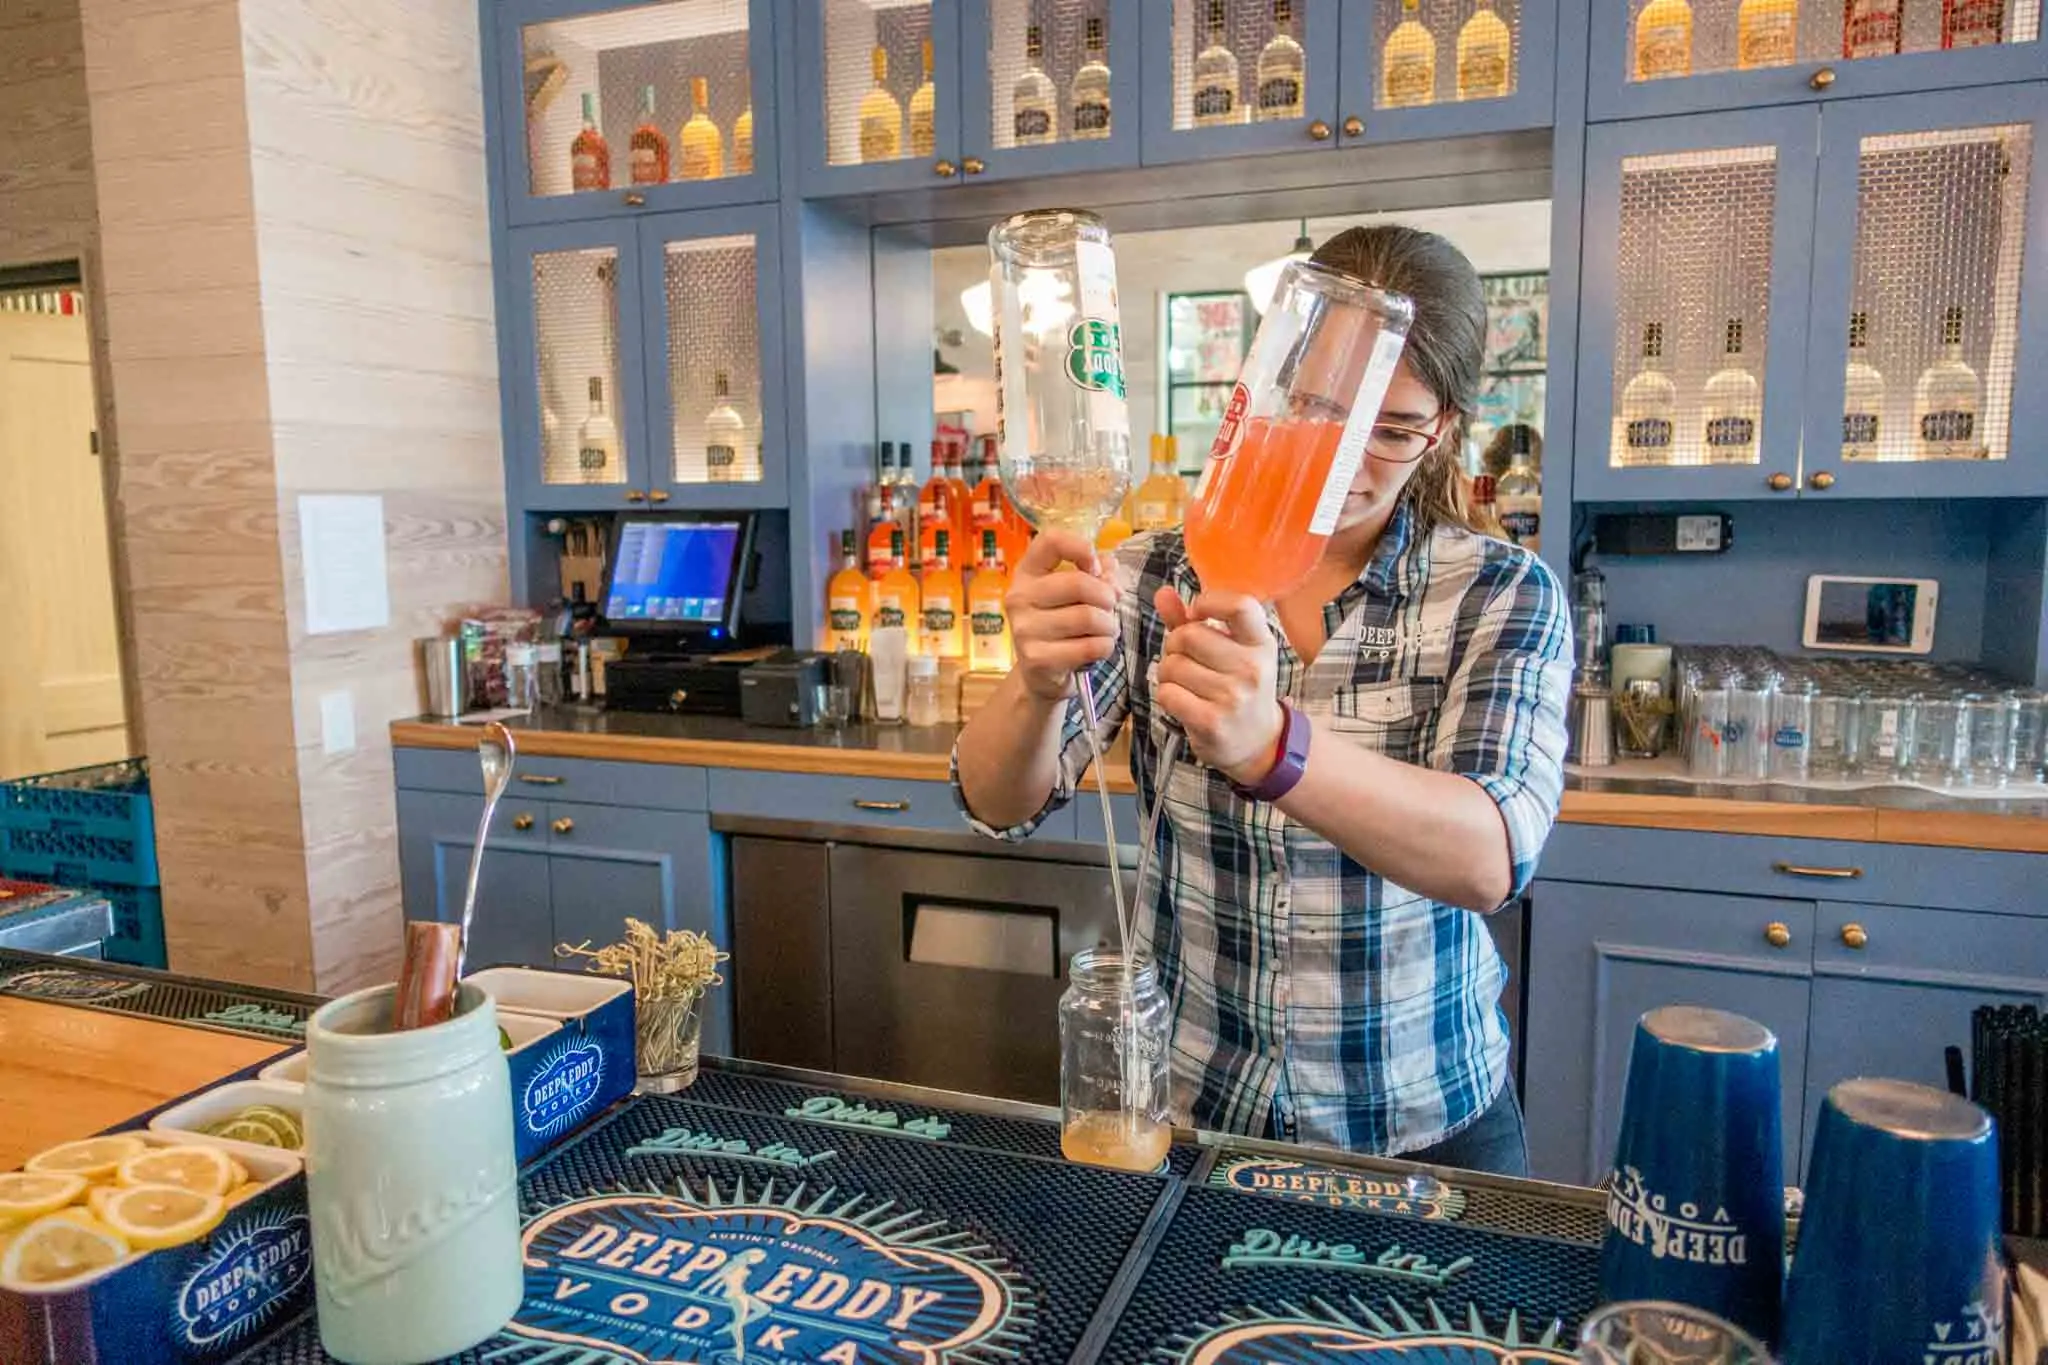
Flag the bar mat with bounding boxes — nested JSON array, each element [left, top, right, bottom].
[[683, 1062, 1205, 1175], [232, 1091, 1176, 1364], [1090, 1183, 1602, 1364], [0, 949, 316, 1042]]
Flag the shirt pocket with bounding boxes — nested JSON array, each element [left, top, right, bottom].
[[1329, 680, 1445, 763]]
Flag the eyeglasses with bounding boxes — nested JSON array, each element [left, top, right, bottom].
[[1366, 411, 1450, 465]]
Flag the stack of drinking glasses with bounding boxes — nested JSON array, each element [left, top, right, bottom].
[[1671, 646, 2047, 790]]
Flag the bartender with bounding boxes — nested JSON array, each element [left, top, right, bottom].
[[953, 225, 1572, 1176]]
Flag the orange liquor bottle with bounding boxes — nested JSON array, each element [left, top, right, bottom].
[[943, 441, 975, 551], [825, 529, 872, 651], [865, 485, 900, 580], [970, 439, 1032, 570], [873, 529, 921, 641], [919, 530, 966, 659], [571, 91, 611, 191], [917, 440, 964, 571], [629, 85, 669, 184], [967, 530, 1013, 672]]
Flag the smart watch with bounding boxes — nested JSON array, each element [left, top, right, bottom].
[[1231, 700, 1310, 802]]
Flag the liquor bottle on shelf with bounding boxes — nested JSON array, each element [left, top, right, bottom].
[[1843, 0, 1903, 56], [943, 441, 975, 551], [1496, 438, 1541, 553], [571, 91, 611, 192], [1942, 0, 2005, 46], [1072, 18, 1113, 139], [968, 530, 1013, 672], [1842, 310, 1885, 460], [734, 95, 755, 175], [1255, 0, 1305, 121], [873, 529, 921, 641], [630, 86, 669, 185], [909, 38, 937, 157], [1702, 319, 1761, 464], [704, 370, 748, 481], [919, 530, 966, 659], [919, 440, 965, 570], [1633, 0, 1695, 78], [1737, 0, 1799, 68], [863, 483, 893, 579], [970, 441, 1026, 571], [826, 530, 873, 652], [1618, 320, 1678, 466], [1096, 507, 1134, 552], [1469, 474, 1505, 538], [678, 77, 724, 181], [1133, 433, 1187, 531], [1382, 0, 1438, 108], [893, 437, 922, 552], [1013, 25, 1058, 145], [1193, 1, 1240, 127], [578, 377, 617, 480], [1457, 0, 1513, 100], [1914, 305, 1984, 458], [858, 46, 904, 163]]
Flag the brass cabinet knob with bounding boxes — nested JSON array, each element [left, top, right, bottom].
[[1809, 470, 1836, 490], [1343, 115, 1365, 137], [962, 156, 986, 175], [512, 813, 535, 832], [648, 489, 670, 503], [1841, 923, 1869, 949], [551, 817, 575, 835], [1767, 472, 1794, 492], [623, 192, 647, 207], [625, 489, 647, 503], [934, 160, 958, 177], [1765, 921, 1793, 949], [1810, 66, 1837, 90], [669, 688, 690, 709], [1307, 120, 1332, 141]]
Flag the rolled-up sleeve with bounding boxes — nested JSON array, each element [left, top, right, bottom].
[[1426, 550, 1574, 904]]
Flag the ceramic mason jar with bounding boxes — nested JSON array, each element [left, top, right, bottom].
[[305, 981, 522, 1364]]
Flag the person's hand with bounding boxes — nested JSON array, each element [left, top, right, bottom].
[[1154, 589, 1284, 787], [1006, 531, 1120, 702]]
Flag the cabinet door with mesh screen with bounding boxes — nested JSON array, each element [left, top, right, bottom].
[[494, 0, 778, 226], [796, 0, 964, 195], [958, 0, 1143, 178], [1137, 0, 1341, 165], [1800, 87, 2048, 498], [1588, 0, 2045, 121], [1332, 0, 1557, 144], [505, 220, 654, 510], [1575, 108, 1821, 501], [637, 206, 788, 507]]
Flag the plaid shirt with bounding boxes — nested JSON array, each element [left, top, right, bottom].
[[953, 504, 1573, 1155]]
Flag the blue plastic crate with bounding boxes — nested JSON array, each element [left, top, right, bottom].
[[0, 757, 156, 888], [97, 885, 166, 969]]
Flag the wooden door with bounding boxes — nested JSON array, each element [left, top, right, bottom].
[[0, 309, 128, 779]]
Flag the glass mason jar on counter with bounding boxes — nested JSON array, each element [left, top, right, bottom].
[[1059, 949, 1171, 1173]]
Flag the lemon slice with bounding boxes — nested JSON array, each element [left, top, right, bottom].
[[224, 1180, 264, 1208], [208, 1118, 284, 1149], [116, 1145, 235, 1197], [24, 1134, 148, 1181], [238, 1105, 304, 1150], [94, 1184, 224, 1251], [0, 1212, 130, 1289], [0, 1172, 89, 1225]]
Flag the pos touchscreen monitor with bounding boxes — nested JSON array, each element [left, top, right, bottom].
[[600, 512, 754, 643]]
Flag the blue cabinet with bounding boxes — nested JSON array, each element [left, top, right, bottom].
[[795, 0, 964, 195], [1575, 83, 2048, 504], [1524, 879, 1815, 1186], [1140, 0, 1343, 164], [960, 0, 1145, 180], [489, 0, 780, 226], [504, 204, 787, 513], [397, 789, 555, 969], [1332, 0, 1558, 146], [1589, 0, 2044, 122]]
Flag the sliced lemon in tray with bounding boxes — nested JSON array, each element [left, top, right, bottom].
[[203, 1102, 304, 1151], [116, 1144, 235, 1197], [24, 1134, 147, 1181], [0, 1172, 88, 1225], [94, 1184, 224, 1252], [0, 1212, 131, 1290]]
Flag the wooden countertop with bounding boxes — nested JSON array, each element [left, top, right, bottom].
[[0, 997, 284, 1169], [391, 715, 2048, 853]]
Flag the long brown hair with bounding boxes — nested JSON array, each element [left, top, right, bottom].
[[1308, 225, 1490, 537]]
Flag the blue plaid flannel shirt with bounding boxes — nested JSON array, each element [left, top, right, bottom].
[[952, 504, 1573, 1155]]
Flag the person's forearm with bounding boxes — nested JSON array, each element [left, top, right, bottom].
[[1274, 720, 1515, 912], [955, 670, 1070, 830]]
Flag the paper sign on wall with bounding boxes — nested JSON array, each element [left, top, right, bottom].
[[299, 494, 390, 636]]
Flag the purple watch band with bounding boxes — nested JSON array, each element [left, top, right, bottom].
[[1232, 701, 1311, 802]]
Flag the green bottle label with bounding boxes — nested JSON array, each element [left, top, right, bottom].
[[1066, 318, 1126, 400]]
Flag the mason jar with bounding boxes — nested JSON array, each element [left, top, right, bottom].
[[305, 981, 522, 1364], [1059, 948, 1171, 1173]]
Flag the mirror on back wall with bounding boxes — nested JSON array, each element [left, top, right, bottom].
[[929, 199, 1553, 486]]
